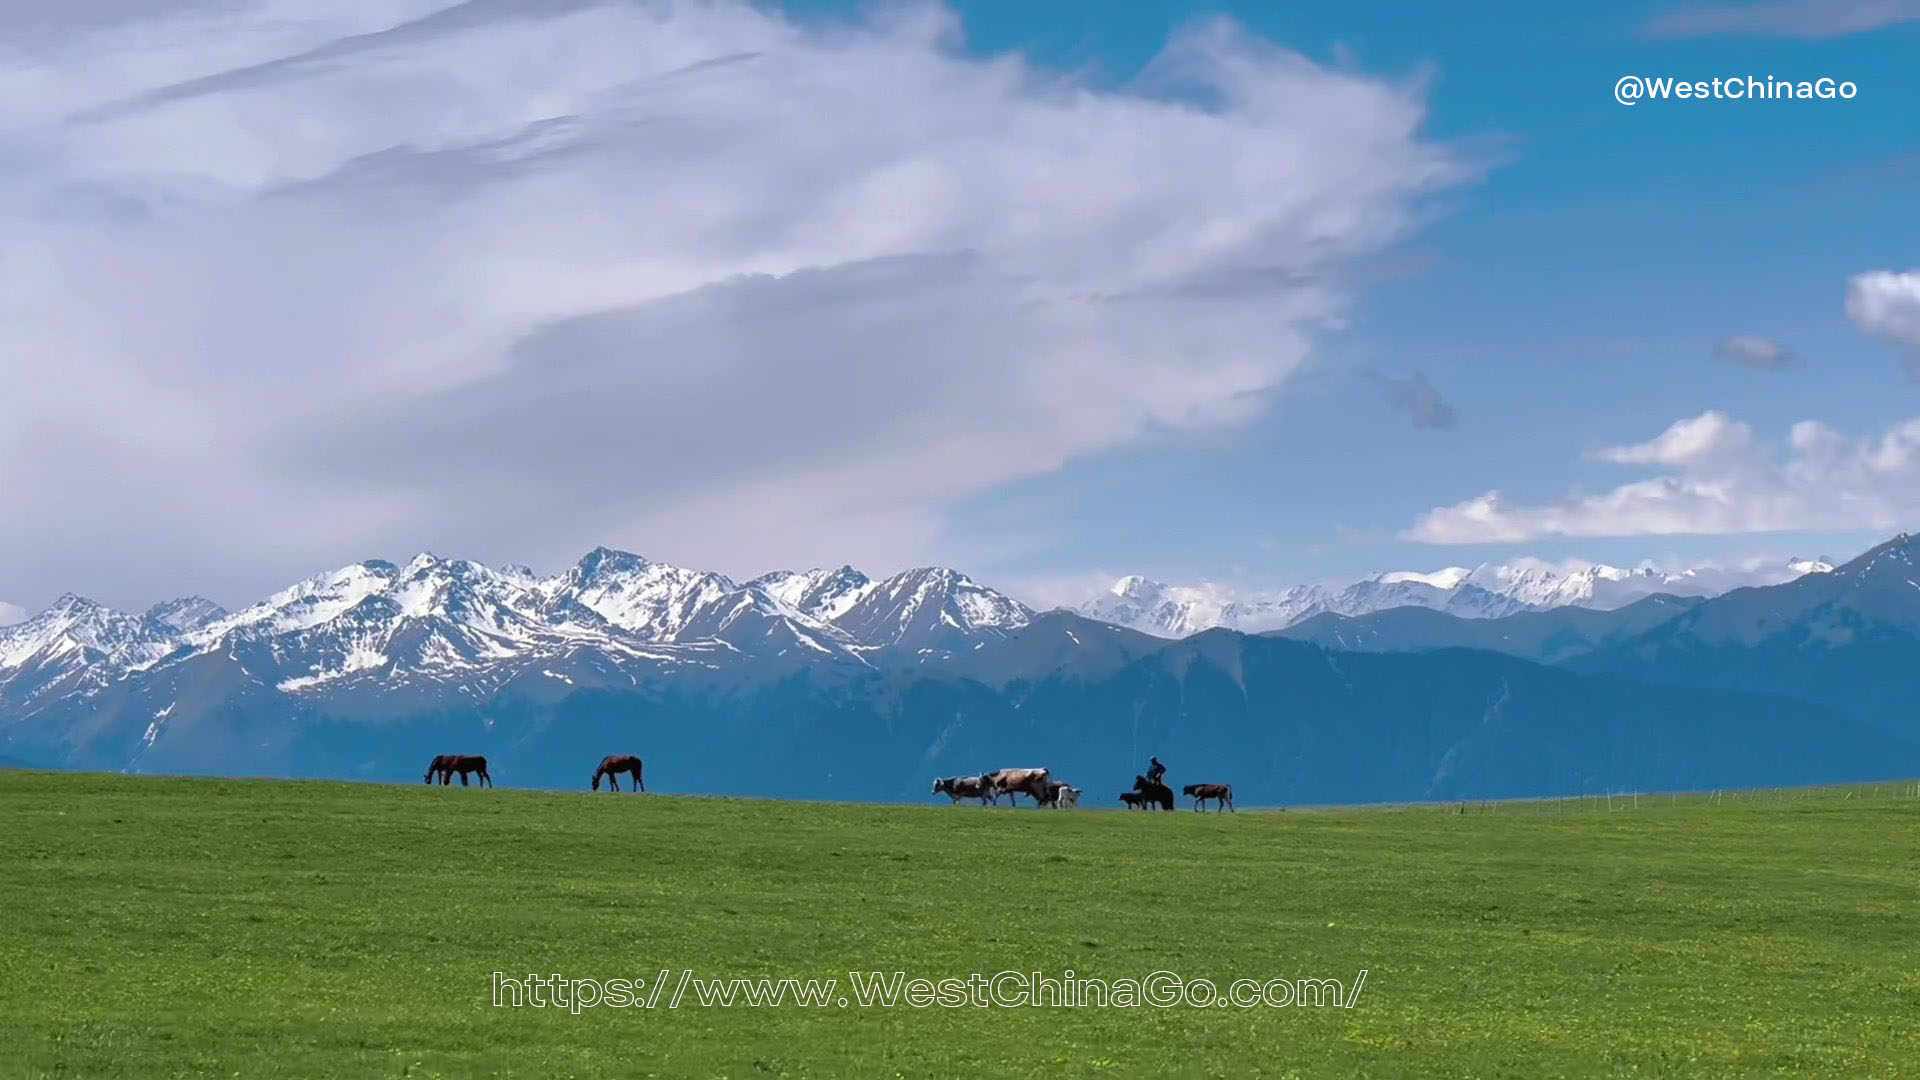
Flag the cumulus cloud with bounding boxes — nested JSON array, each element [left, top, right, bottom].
[[1712, 335, 1798, 371], [1367, 370, 1459, 430], [1591, 410, 1754, 467], [1405, 410, 1920, 543], [0, 0, 1479, 608], [1847, 270, 1920, 381], [1646, 0, 1920, 38]]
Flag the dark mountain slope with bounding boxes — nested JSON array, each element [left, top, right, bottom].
[[11, 626, 1906, 807], [1272, 594, 1704, 663], [1573, 534, 1920, 736]]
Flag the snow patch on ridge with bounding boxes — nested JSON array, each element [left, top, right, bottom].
[[1081, 556, 1832, 638], [278, 642, 391, 691]]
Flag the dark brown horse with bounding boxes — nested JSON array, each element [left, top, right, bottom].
[[1133, 774, 1175, 811], [424, 754, 492, 787], [591, 754, 645, 792], [1182, 783, 1235, 812]]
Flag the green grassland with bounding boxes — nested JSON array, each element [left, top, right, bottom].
[[4, 772, 1920, 1078]]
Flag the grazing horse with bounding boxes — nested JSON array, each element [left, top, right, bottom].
[[1133, 774, 1175, 811], [1182, 783, 1235, 812], [424, 754, 492, 787], [592, 754, 645, 792]]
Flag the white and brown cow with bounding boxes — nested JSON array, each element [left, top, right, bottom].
[[985, 767, 1052, 805], [932, 774, 998, 805], [1182, 782, 1235, 812], [1038, 780, 1082, 808]]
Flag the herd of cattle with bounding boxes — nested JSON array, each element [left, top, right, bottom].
[[423, 752, 1234, 810], [932, 767, 1235, 812]]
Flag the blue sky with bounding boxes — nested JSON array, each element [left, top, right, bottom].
[[906, 0, 1920, 590], [0, 0, 1917, 614]]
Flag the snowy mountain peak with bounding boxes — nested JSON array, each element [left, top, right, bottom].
[[830, 567, 1032, 653], [203, 559, 402, 640], [1376, 567, 1473, 590], [748, 565, 874, 622], [142, 597, 229, 634], [1077, 573, 1528, 638], [8, 593, 151, 640], [401, 551, 441, 575], [43, 593, 104, 617], [0, 592, 179, 675], [893, 567, 1029, 621], [1079, 555, 1833, 638], [559, 553, 737, 640], [572, 546, 652, 581]]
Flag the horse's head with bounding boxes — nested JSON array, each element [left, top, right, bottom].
[[1133, 774, 1150, 790], [591, 770, 602, 791], [1182, 784, 1199, 796]]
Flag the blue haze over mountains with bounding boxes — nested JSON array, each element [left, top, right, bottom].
[[6, 535, 1920, 804]]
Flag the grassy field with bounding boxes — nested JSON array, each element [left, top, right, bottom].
[[4, 773, 1920, 1078]]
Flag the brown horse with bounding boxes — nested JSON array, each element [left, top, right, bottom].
[[424, 754, 492, 787], [1182, 783, 1234, 812], [592, 754, 645, 792]]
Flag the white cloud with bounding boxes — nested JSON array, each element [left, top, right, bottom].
[[1406, 410, 1920, 543], [1592, 409, 1754, 467], [1646, 0, 1920, 39], [0, 601, 27, 627], [1847, 270, 1920, 380], [1712, 335, 1798, 371], [0, 0, 1480, 608]]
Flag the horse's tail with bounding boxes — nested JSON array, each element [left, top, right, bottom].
[[635, 758, 644, 792]]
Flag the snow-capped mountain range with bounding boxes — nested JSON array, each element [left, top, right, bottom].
[[0, 550, 1032, 708], [1076, 556, 1834, 638], [6, 535, 1920, 802], [1, 549, 1835, 702]]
